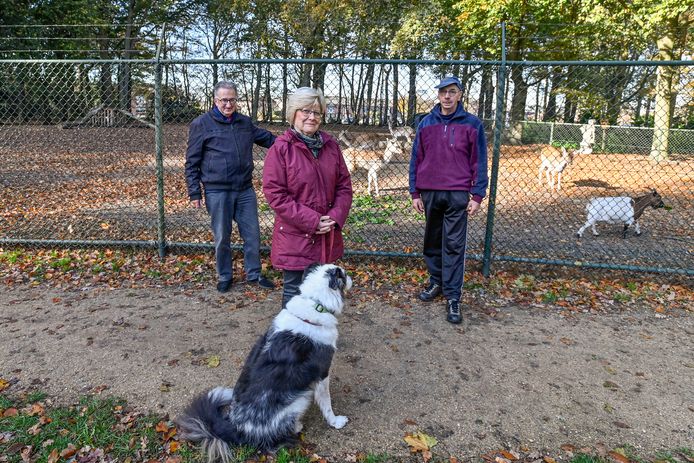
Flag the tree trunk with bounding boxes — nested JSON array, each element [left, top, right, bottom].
[[506, 64, 529, 144], [543, 67, 562, 122], [264, 64, 272, 122], [118, 0, 136, 115], [391, 64, 399, 125], [252, 62, 262, 120], [650, 61, 675, 160], [364, 64, 375, 125], [337, 64, 344, 123], [649, 11, 690, 160], [407, 63, 417, 126]]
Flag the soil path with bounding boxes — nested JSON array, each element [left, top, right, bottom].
[[1, 283, 692, 460]]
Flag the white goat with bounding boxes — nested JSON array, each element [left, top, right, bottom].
[[576, 190, 665, 239], [538, 145, 573, 191], [338, 131, 404, 196]]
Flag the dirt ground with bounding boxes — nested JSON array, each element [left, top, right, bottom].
[[1, 280, 692, 460]]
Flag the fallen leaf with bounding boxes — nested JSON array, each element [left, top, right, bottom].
[[404, 432, 438, 453], [613, 421, 631, 429], [20, 446, 32, 463], [561, 444, 577, 452], [608, 451, 630, 463], [47, 449, 60, 463], [603, 381, 619, 390], [543, 457, 557, 463], [60, 444, 77, 458], [28, 403, 45, 416], [500, 450, 519, 460], [27, 422, 43, 435], [3, 408, 18, 417], [423, 450, 433, 463], [0, 379, 9, 392], [207, 355, 221, 368]]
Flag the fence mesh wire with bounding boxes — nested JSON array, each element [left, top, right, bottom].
[[0, 60, 692, 273]]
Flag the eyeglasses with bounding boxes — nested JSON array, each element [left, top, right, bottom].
[[216, 97, 238, 105], [438, 89, 460, 96], [298, 108, 323, 119]]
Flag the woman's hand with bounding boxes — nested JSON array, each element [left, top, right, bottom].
[[316, 215, 336, 234]]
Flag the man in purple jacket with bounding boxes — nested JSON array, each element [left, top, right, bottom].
[[185, 81, 276, 293], [409, 76, 489, 324]]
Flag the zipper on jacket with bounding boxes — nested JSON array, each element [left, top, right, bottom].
[[230, 124, 241, 173]]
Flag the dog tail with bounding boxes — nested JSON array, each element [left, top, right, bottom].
[[176, 387, 237, 463]]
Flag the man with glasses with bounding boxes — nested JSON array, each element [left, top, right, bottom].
[[409, 76, 488, 325], [185, 81, 276, 293]]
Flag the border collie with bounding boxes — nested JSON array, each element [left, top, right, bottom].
[[176, 263, 352, 462]]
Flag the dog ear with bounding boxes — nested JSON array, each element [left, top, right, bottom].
[[327, 267, 346, 291], [302, 263, 321, 282]]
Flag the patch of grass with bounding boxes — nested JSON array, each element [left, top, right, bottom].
[[275, 448, 311, 463], [513, 274, 536, 291], [49, 256, 73, 271], [347, 195, 410, 231], [569, 454, 607, 463], [0, 393, 179, 462], [363, 453, 391, 463], [542, 290, 559, 303], [613, 292, 631, 303], [145, 269, 162, 278], [0, 250, 23, 264]]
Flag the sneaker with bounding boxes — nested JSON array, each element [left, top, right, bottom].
[[216, 280, 232, 293], [247, 276, 275, 289], [446, 299, 462, 324], [418, 282, 442, 302]]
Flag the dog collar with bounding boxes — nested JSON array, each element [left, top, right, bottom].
[[314, 303, 331, 314]]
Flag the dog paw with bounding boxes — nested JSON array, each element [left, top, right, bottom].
[[329, 415, 348, 429]]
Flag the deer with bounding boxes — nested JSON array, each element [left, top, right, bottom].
[[337, 131, 405, 196], [537, 145, 574, 191]]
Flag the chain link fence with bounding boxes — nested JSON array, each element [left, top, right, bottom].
[[1, 59, 692, 274]]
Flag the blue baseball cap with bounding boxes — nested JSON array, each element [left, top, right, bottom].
[[434, 76, 463, 90]]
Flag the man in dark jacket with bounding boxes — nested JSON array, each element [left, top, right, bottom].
[[185, 81, 276, 293], [409, 76, 489, 324]]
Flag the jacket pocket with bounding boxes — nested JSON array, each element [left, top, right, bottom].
[[201, 153, 228, 183], [274, 227, 316, 259]]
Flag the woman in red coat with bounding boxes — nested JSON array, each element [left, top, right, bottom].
[[263, 87, 353, 307]]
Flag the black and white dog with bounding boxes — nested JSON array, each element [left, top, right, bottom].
[[176, 263, 352, 461]]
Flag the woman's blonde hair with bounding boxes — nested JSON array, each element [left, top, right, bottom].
[[287, 87, 327, 126]]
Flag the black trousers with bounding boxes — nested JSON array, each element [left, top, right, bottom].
[[282, 270, 304, 308], [421, 190, 470, 301]]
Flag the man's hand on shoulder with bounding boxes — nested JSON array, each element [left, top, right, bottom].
[[190, 199, 202, 208]]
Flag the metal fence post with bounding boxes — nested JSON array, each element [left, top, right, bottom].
[[154, 26, 167, 259], [482, 22, 507, 277]]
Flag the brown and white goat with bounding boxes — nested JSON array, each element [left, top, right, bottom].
[[337, 131, 404, 196], [538, 145, 574, 191], [576, 189, 665, 238]]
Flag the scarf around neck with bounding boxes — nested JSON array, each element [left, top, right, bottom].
[[292, 128, 323, 158]]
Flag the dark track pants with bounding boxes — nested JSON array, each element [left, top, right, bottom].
[[421, 190, 470, 301]]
